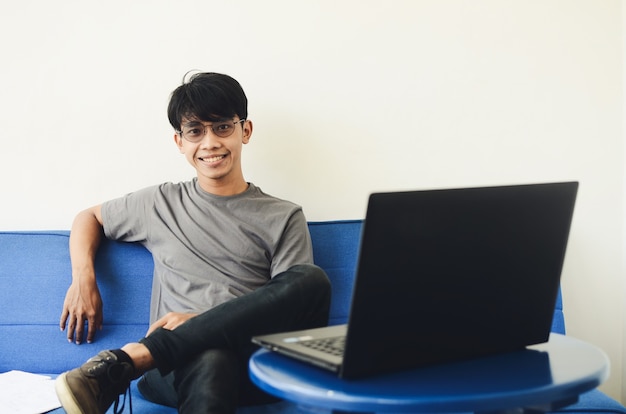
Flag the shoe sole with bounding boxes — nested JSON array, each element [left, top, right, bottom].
[[55, 372, 87, 414]]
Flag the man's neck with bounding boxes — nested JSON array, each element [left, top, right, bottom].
[[197, 178, 249, 196]]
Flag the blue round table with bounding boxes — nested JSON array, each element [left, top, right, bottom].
[[249, 334, 609, 413]]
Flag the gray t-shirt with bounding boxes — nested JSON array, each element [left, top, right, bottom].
[[101, 179, 313, 324]]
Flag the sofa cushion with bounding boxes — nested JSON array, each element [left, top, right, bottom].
[[0, 231, 153, 373], [308, 220, 362, 325], [0, 223, 621, 413]]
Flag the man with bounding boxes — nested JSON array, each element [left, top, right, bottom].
[[55, 72, 331, 414]]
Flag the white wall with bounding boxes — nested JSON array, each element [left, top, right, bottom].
[[1, 0, 624, 402]]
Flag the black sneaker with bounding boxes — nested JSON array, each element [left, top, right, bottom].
[[55, 350, 134, 414]]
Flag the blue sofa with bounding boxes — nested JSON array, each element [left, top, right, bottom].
[[0, 220, 624, 413]]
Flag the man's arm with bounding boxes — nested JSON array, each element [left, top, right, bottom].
[[59, 205, 105, 344]]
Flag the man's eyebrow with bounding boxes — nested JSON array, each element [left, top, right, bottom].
[[183, 117, 230, 126], [211, 117, 232, 123]]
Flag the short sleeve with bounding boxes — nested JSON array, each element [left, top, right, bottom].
[[270, 209, 314, 276], [101, 185, 158, 243]]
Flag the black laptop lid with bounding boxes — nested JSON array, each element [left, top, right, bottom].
[[340, 182, 578, 378]]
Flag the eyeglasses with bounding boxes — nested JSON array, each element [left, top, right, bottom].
[[178, 119, 246, 142]]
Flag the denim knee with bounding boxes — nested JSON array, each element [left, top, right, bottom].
[[277, 264, 332, 328], [285, 263, 331, 295]]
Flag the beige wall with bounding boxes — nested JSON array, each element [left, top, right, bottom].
[[0, 0, 624, 402]]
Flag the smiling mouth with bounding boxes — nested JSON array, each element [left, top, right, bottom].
[[200, 155, 226, 163]]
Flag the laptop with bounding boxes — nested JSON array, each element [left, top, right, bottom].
[[253, 182, 578, 379]]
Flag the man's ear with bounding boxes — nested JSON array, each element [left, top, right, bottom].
[[174, 133, 185, 153], [242, 120, 253, 144]]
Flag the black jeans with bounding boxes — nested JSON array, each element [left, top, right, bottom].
[[137, 264, 331, 413]]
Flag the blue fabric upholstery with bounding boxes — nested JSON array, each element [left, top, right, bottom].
[[0, 222, 622, 413]]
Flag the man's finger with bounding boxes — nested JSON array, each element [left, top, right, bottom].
[[66, 317, 76, 343], [146, 317, 167, 336], [86, 317, 98, 344], [74, 317, 84, 345], [59, 309, 68, 331]]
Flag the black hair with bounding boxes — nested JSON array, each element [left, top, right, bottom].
[[167, 72, 248, 131]]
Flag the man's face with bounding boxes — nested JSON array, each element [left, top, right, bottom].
[[174, 116, 252, 192]]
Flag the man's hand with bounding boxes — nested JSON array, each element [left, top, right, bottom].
[[61, 205, 105, 344], [59, 280, 103, 344], [147, 312, 198, 336]]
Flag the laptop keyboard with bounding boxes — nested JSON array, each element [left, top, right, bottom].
[[298, 336, 345, 357]]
